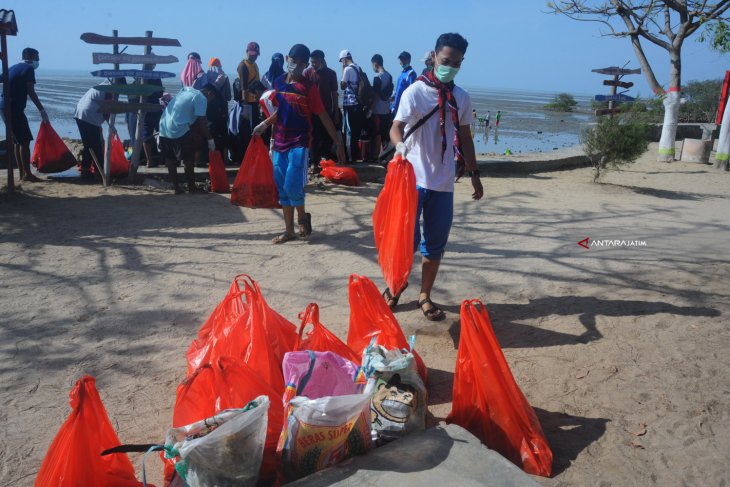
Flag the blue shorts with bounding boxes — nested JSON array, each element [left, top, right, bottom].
[[272, 147, 309, 207], [414, 186, 454, 260]]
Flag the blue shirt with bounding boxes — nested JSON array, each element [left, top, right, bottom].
[[159, 87, 207, 139], [391, 65, 416, 115], [0, 62, 36, 113]]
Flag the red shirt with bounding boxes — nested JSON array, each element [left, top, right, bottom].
[[303, 65, 338, 117]]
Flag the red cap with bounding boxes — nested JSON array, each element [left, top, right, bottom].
[[246, 41, 260, 55]]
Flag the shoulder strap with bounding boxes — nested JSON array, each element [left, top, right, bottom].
[[403, 105, 439, 142]]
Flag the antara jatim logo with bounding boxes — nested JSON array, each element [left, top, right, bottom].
[[577, 237, 647, 249]]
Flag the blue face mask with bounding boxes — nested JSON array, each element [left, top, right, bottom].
[[32, 61, 39, 70], [435, 64, 459, 83]]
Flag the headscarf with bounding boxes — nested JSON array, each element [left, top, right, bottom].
[[417, 70, 464, 177], [181, 53, 203, 87], [265, 53, 284, 85]]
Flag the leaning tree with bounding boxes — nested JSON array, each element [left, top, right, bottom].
[[549, 1, 730, 162]]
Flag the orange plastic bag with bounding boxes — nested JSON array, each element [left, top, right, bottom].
[[208, 150, 230, 193], [230, 135, 280, 208], [35, 375, 146, 487], [31, 121, 77, 173], [296, 303, 361, 365], [92, 132, 129, 177], [346, 274, 427, 381], [320, 166, 360, 186], [185, 275, 297, 385], [447, 300, 553, 477], [372, 155, 418, 296], [319, 159, 336, 168], [171, 358, 284, 483]]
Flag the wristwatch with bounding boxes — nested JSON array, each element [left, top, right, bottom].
[[468, 170, 481, 177]]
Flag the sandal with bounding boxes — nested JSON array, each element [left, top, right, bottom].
[[298, 213, 312, 238], [272, 233, 298, 244], [418, 297, 445, 321], [382, 282, 408, 308]]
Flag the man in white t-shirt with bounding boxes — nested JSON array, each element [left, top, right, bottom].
[[388, 32, 484, 321], [339, 49, 366, 162]]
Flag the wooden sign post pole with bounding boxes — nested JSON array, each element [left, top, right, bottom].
[[608, 74, 618, 118], [129, 31, 152, 180], [103, 30, 119, 186]]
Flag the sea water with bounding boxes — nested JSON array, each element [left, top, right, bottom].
[[1, 71, 593, 157]]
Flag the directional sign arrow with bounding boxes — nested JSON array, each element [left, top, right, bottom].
[[591, 67, 642, 76], [603, 79, 634, 89], [91, 69, 176, 79], [595, 94, 635, 102]]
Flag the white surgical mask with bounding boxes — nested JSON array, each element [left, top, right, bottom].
[[288, 61, 304, 77]]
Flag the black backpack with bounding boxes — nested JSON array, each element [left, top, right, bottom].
[[353, 65, 373, 107], [379, 72, 394, 101]]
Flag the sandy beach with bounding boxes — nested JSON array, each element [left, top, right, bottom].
[[1, 143, 729, 486]]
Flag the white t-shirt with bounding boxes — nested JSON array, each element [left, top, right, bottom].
[[342, 64, 359, 106], [395, 80, 473, 192], [74, 87, 106, 127]]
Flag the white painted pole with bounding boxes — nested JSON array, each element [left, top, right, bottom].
[[715, 100, 730, 171]]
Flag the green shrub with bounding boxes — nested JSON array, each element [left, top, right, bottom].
[[582, 113, 650, 182], [545, 93, 578, 112]]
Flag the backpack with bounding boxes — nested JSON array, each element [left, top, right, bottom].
[[353, 65, 373, 107], [379, 72, 394, 101]]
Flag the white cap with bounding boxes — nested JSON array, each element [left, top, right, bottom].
[[338, 49, 352, 61], [422, 50, 433, 61]]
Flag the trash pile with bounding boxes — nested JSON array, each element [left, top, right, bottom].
[[34, 157, 553, 485]]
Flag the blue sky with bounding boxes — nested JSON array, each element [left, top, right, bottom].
[[3, 0, 725, 97]]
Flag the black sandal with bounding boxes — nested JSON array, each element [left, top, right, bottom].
[[298, 213, 312, 237], [382, 282, 408, 308], [418, 297, 445, 321]]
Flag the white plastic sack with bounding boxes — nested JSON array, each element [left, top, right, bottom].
[[280, 394, 371, 480], [362, 342, 427, 442], [165, 396, 269, 487]]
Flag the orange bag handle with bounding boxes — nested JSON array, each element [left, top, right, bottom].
[[295, 303, 320, 350]]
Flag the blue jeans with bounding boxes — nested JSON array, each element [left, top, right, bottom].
[[414, 186, 454, 260], [272, 147, 308, 207]]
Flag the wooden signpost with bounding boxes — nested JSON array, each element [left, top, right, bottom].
[[94, 83, 165, 97], [92, 52, 178, 65], [81, 32, 180, 47], [592, 65, 641, 118], [91, 69, 175, 79], [81, 30, 179, 185]]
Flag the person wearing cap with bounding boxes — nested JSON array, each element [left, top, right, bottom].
[[387, 33, 484, 321], [304, 49, 340, 167], [0, 47, 48, 183], [237, 41, 263, 154], [369, 54, 393, 155], [158, 83, 218, 194], [339, 49, 366, 163], [253, 44, 345, 244], [391, 51, 417, 117], [421, 50, 434, 75]]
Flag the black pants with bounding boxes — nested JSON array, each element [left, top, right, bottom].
[[239, 102, 260, 158], [344, 105, 365, 162], [75, 118, 104, 171], [310, 116, 334, 166]]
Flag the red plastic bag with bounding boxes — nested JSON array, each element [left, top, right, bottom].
[[186, 276, 248, 375], [372, 155, 418, 296], [320, 166, 360, 186], [319, 159, 336, 168], [346, 274, 427, 381], [447, 300, 553, 477], [230, 135, 280, 208], [92, 132, 129, 177], [185, 275, 297, 385], [31, 121, 77, 173], [296, 303, 361, 365], [171, 358, 284, 482], [35, 375, 146, 487], [208, 150, 230, 193]]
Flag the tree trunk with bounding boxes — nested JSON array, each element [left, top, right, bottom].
[[657, 52, 682, 163], [715, 101, 730, 170]]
